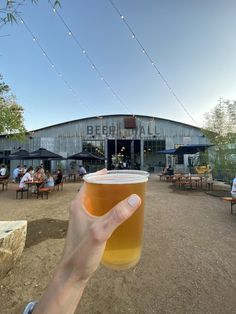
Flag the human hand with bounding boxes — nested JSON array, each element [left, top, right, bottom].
[[61, 168, 141, 282]]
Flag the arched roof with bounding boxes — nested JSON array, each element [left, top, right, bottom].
[[30, 114, 200, 132]]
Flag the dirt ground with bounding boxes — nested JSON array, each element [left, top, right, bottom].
[[1, 175, 236, 314]]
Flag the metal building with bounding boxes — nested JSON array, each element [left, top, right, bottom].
[[0, 114, 209, 174]]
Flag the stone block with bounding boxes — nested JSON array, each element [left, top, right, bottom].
[[0, 221, 27, 280]]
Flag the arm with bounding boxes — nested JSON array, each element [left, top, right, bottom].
[[32, 183, 141, 313]]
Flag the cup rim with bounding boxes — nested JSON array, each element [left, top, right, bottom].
[[84, 169, 149, 184]]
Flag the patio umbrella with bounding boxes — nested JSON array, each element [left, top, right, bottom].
[[67, 150, 105, 161], [176, 144, 213, 155], [28, 148, 65, 160], [8, 149, 30, 160], [156, 149, 177, 155], [157, 144, 213, 155]]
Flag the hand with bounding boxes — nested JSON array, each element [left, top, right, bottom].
[[61, 168, 141, 282], [33, 169, 141, 314]]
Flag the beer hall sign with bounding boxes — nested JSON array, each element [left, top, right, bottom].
[[86, 122, 160, 137]]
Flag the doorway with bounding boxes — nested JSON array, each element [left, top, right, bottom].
[[107, 139, 140, 170]]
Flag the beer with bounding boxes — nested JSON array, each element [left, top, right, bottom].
[[84, 170, 149, 270]]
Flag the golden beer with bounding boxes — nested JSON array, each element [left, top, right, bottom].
[[84, 170, 149, 270]]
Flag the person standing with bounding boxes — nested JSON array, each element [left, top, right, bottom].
[[12, 165, 21, 183], [231, 177, 236, 198]]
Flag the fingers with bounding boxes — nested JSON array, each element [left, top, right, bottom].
[[95, 168, 107, 175], [98, 194, 141, 241]]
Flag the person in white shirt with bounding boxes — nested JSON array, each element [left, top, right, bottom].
[[231, 177, 236, 198], [0, 164, 7, 176], [79, 165, 87, 178], [19, 166, 33, 189]]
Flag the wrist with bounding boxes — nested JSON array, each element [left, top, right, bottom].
[[33, 262, 88, 314], [54, 259, 89, 288]]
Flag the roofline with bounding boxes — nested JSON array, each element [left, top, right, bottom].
[[28, 114, 201, 133]]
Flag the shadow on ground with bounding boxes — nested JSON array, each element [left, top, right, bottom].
[[206, 190, 231, 197], [26, 218, 68, 248], [169, 184, 231, 197]]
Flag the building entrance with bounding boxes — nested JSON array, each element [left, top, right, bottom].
[[107, 139, 141, 170]]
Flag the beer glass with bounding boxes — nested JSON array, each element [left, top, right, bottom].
[[83, 170, 149, 270]]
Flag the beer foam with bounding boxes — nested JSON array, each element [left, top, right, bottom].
[[84, 170, 149, 184]]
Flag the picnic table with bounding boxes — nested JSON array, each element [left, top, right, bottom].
[[222, 197, 236, 214]]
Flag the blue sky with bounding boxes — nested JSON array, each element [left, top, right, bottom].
[[1, 0, 236, 131]]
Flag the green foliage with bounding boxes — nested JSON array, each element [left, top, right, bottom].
[[0, 0, 61, 24], [202, 99, 236, 180], [0, 75, 26, 140]]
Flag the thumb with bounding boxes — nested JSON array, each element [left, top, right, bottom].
[[101, 194, 141, 240]]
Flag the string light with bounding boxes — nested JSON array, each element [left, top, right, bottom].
[[108, 0, 199, 127], [18, 15, 98, 117], [48, 0, 133, 116]]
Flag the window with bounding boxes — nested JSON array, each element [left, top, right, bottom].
[[143, 140, 165, 171], [82, 140, 105, 157]]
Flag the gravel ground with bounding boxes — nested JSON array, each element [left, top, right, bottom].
[[0, 175, 236, 314]]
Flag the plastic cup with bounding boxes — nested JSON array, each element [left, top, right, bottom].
[[83, 170, 149, 270]]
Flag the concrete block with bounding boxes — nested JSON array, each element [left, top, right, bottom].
[[0, 221, 27, 280]]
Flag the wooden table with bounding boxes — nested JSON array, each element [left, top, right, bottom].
[[25, 180, 44, 196], [222, 197, 236, 214]]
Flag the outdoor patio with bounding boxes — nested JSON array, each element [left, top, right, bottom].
[[0, 175, 236, 314]]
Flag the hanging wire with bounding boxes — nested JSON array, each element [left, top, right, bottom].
[[18, 15, 98, 117], [108, 0, 199, 127], [48, 0, 134, 116]]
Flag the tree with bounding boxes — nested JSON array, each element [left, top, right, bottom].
[[203, 98, 236, 181], [0, 75, 26, 139], [0, 0, 60, 24]]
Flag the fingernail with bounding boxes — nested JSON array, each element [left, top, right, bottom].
[[128, 194, 140, 207]]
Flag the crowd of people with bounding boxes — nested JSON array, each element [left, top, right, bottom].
[[18, 165, 63, 190], [15, 164, 87, 190]]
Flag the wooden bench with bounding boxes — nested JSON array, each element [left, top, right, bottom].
[[207, 181, 214, 191], [222, 197, 236, 214], [16, 188, 29, 199], [0, 179, 9, 191], [37, 188, 50, 199]]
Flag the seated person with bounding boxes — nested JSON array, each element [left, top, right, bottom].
[[0, 164, 7, 177], [44, 171, 55, 189], [162, 166, 168, 175], [54, 168, 63, 186], [19, 166, 33, 189], [33, 167, 46, 182], [78, 165, 87, 178], [166, 165, 174, 176]]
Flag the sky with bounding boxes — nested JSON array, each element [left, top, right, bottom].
[[1, 0, 236, 131]]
